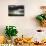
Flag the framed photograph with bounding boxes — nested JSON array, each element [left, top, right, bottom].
[[8, 5, 24, 16]]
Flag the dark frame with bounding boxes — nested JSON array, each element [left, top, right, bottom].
[[8, 5, 24, 16]]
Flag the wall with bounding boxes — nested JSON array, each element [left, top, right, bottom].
[[0, 0, 46, 39]]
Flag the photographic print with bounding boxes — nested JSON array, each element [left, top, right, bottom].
[[8, 5, 24, 16]]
